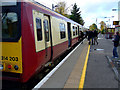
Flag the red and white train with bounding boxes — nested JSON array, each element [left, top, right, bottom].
[[1, 0, 84, 83]]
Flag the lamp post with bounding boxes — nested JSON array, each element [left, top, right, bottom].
[[112, 9, 117, 11], [52, 4, 58, 11]]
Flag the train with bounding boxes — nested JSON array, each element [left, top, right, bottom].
[[0, 0, 85, 83], [115, 25, 120, 34], [105, 28, 115, 39]]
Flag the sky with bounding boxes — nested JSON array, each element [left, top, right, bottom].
[[36, 0, 119, 28]]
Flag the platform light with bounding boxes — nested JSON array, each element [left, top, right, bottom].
[[112, 9, 117, 11], [112, 9, 120, 11], [0, 65, 3, 70]]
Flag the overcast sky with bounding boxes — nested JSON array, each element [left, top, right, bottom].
[[36, 0, 119, 28]]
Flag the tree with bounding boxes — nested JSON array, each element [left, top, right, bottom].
[[100, 21, 107, 34], [70, 3, 84, 26], [89, 23, 98, 31], [55, 2, 67, 16]]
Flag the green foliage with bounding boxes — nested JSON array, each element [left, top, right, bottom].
[[101, 29, 105, 34], [89, 23, 98, 30], [70, 3, 84, 26], [100, 21, 107, 33], [55, 2, 66, 15]]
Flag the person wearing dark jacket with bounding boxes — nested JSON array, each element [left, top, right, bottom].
[[87, 30, 93, 45], [113, 32, 120, 58], [93, 30, 98, 45]]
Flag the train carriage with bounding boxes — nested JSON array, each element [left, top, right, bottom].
[[0, 0, 82, 83], [105, 28, 115, 39], [115, 25, 120, 34]]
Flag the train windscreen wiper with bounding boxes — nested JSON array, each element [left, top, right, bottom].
[[2, 9, 9, 21]]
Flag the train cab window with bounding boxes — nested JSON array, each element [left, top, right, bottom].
[[36, 18, 42, 41], [73, 26, 75, 36], [2, 12, 19, 40], [43, 20, 49, 42], [60, 23, 66, 39]]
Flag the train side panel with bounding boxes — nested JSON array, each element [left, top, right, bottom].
[[51, 17, 68, 61], [21, 2, 52, 82], [21, 2, 38, 82], [21, 2, 81, 82]]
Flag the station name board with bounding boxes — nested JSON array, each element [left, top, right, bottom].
[[113, 21, 119, 25]]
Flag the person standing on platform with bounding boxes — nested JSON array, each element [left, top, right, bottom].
[[91, 30, 94, 45], [87, 30, 92, 45], [112, 32, 120, 58], [85, 30, 88, 38], [93, 30, 98, 45]]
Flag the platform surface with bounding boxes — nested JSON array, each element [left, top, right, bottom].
[[84, 34, 118, 88], [38, 34, 119, 89]]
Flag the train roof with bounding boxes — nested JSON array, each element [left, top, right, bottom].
[[24, 0, 82, 26]]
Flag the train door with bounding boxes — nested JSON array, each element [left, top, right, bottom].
[[33, 10, 52, 62], [67, 22, 72, 47], [78, 26, 80, 36], [43, 15, 52, 59], [78, 26, 80, 41]]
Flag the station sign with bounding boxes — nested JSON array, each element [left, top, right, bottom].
[[113, 21, 119, 25]]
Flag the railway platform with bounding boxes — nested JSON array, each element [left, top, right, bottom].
[[33, 34, 119, 89]]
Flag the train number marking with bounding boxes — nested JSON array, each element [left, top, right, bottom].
[[1, 56, 18, 61], [1, 56, 8, 60], [9, 57, 18, 61]]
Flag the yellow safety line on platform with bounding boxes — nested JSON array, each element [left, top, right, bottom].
[[78, 45, 90, 90]]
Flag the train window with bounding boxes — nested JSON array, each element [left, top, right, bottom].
[[2, 12, 18, 39], [43, 20, 49, 42], [80, 28, 81, 31], [60, 23, 66, 39], [76, 27, 78, 35], [115, 27, 120, 33], [36, 18, 42, 41], [73, 26, 75, 36]]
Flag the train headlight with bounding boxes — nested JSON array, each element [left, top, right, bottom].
[[8, 65, 12, 69], [14, 65, 19, 70], [0, 64, 3, 70]]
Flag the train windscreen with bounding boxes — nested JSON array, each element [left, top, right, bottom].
[[1, 2, 21, 42], [115, 26, 120, 33]]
